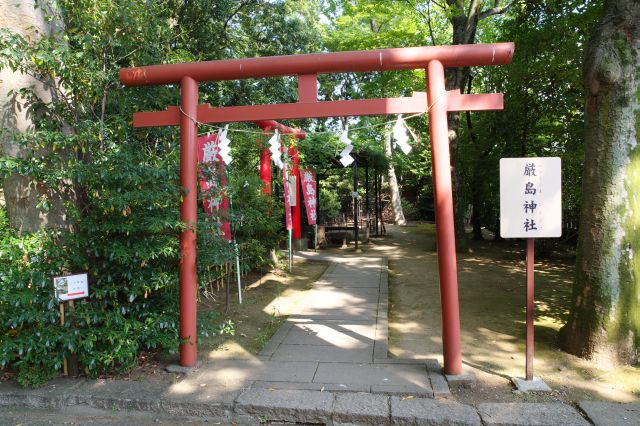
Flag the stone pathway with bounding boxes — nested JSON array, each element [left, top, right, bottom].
[[251, 252, 447, 396], [180, 252, 447, 397]]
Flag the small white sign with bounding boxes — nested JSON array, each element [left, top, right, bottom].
[[54, 273, 89, 301], [288, 175, 297, 206], [500, 157, 562, 238]]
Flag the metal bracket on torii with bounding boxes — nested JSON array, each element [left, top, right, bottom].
[[119, 42, 514, 374]]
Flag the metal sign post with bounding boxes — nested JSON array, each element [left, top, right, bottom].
[[526, 237, 534, 380], [500, 157, 561, 391]]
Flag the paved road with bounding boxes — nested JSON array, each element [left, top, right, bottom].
[[0, 406, 217, 425]]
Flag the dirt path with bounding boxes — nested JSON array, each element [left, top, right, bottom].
[[365, 223, 639, 405]]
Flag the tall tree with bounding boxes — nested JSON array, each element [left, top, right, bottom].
[[322, 0, 428, 225], [560, 0, 639, 365], [0, 0, 69, 231], [384, 129, 407, 225], [439, 0, 512, 251], [460, 0, 601, 243]]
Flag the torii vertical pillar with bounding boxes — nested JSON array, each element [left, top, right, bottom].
[[179, 76, 198, 367], [427, 60, 461, 375]]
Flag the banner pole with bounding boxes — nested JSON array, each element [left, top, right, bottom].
[[314, 224, 318, 251], [288, 229, 292, 272], [235, 242, 242, 304], [228, 173, 242, 305]]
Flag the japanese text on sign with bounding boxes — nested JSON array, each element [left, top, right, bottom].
[[198, 134, 231, 241], [300, 168, 317, 225], [500, 157, 562, 238], [54, 273, 89, 301]]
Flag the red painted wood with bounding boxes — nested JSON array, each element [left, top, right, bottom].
[[298, 74, 318, 103], [254, 120, 306, 139], [179, 76, 198, 367], [427, 61, 462, 376], [446, 91, 504, 112], [120, 43, 514, 86], [119, 41, 516, 377], [133, 91, 505, 128], [133, 93, 430, 127], [254, 120, 306, 196]]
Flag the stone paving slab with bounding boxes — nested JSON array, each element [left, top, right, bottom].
[[270, 343, 373, 362], [297, 308, 379, 321], [289, 319, 378, 336], [578, 401, 640, 426], [313, 362, 431, 390], [391, 396, 481, 425], [371, 384, 434, 397], [325, 279, 381, 288], [478, 403, 590, 426], [251, 381, 370, 393], [234, 388, 334, 424], [283, 323, 375, 347], [324, 270, 382, 278], [258, 321, 293, 357], [190, 359, 319, 384], [0, 379, 86, 409], [333, 392, 390, 425], [426, 360, 451, 399], [76, 379, 238, 419], [301, 287, 381, 304]]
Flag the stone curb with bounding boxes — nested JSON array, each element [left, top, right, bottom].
[[8, 380, 640, 425], [0, 380, 481, 425]]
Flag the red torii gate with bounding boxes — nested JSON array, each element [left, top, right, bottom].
[[119, 42, 514, 375]]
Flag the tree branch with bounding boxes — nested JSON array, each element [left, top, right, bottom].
[[479, 1, 514, 20], [462, 0, 483, 44], [446, 0, 464, 10], [222, 0, 257, 34], [408, 0, 437, 46], [432, 0, 447, 10]]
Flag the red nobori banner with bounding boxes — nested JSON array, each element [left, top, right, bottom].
[[300, 168, 317, 225], [197, 134, 231, 241], [283, 163, 293, 231]]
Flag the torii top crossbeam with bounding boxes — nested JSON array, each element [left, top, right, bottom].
[[120, 43, 513, 85], [119, 42, 514, 375]]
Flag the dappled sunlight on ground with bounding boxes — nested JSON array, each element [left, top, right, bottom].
[[196, 261, 327, 365], [373, 223, 639, 404]]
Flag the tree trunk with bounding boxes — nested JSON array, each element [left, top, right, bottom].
[[0, 0, 69, 232], [440, 1, 513, 252], [560, 0, 639, 366], [384, 130, 406, 225], [443, 9, 480, 253]]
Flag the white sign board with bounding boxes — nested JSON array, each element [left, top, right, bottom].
[[500, 157, 562, 238], [54, 273, 89, 301], [288, 175, 297, 206]]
